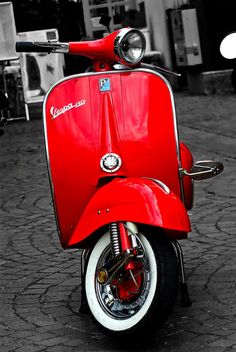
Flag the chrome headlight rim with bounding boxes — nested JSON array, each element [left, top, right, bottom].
[[100, 153, 122, 173], [114, 28, 146, 65]]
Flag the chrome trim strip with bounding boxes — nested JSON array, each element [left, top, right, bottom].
[[43, 67, 184, 237], [114, 28, 146, 64], [144, 177, 170, 194], [100, 153, 122, 173], [114, 28, 132, 58], [43, 100, 62, 238]]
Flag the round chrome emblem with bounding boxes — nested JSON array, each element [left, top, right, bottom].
[[100, 153, 122, 173]]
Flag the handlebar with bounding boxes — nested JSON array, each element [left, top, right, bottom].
[[15, 38, 181, 77], [15, 41, 69, 54]]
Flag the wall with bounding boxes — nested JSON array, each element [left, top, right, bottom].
[[144, 0, 190, 68], [145, 0, 172, 67]]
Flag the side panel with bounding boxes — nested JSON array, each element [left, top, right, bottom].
[[68, 178, 191, 247], [44, 70, 182, 247]]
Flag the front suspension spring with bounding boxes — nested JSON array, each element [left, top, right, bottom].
[[109, 222, 121, 257]]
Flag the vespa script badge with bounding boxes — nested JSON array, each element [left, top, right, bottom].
[[50, 100, 86, 119]]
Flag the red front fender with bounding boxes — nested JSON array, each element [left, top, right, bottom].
[[68, 178, 191, 247]]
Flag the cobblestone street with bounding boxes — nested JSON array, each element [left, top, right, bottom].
[[0, 91, 235, 351]]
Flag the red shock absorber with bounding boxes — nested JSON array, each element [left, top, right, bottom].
[[119, 222, 134, 270]]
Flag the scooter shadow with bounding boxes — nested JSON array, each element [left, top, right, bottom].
[[66, 284, 194, 350]]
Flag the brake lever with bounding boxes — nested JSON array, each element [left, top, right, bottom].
[[140, 63, 181, 77]]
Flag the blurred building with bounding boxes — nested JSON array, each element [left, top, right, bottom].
[[1, 0, 236, 93], [80, 0, 235, 70], [5, 0, 236, 72]]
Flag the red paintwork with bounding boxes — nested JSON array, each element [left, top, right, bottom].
[[119, 222, 134, 270], [119, 222, 131, 251], [44, 69, 191, 248], [69, 31, 118, 61], [180, 142, 194, 210], [68, 178, 191, 247], [69, 29, 134, 70], [112, 260, 143, 300]]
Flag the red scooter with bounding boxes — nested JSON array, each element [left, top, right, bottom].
[[16, 28, 223, 338]]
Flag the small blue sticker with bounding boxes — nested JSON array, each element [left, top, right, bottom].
[[99, 78, 110, 92]]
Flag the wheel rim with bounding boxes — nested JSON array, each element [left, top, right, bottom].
[[95, 235, 152, 320]]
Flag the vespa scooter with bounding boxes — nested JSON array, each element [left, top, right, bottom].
[[16, 28, 223, 338]]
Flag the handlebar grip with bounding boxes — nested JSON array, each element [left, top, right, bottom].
[[15, 41, 52, 53]]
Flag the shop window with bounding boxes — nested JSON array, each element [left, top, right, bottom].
[[89, 0, 108, 5], [90, 7, 109, 28], [112, 5, 125, 25], [82, 0, 126, 38]]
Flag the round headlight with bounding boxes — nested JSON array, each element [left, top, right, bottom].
[[114, 29, 146, 65]]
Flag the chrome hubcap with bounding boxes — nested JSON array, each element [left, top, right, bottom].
[[95, 236, 151, 319]]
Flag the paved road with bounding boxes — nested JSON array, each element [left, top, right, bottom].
[[0, 92, 235, 351]]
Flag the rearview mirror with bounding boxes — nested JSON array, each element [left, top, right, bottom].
[[180, 160, 224, 181]]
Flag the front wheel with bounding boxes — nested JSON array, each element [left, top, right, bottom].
[[85, 230, 179, 338]]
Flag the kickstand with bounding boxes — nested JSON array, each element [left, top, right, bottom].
[[79, 249, 90, 314], [172, 241, 192, 307]]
